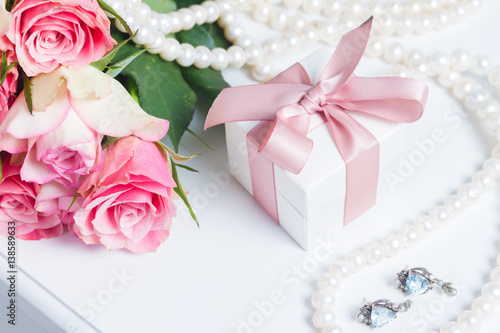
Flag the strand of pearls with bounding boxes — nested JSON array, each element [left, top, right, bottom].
[[310, 49, 500, 333], [103, 0, 489, 81]]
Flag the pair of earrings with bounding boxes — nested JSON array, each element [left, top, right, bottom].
[[358, 266, 458, 328]]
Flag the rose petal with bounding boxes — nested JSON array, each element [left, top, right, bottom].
[[0, 0, 12, 37]]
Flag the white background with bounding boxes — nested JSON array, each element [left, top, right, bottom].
[[2, 1, 500, 333]]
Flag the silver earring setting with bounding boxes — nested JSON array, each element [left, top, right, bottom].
[[358, 298, 413, 328], [395, 266, 458, 297]]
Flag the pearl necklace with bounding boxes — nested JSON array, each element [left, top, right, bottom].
[[310, 53, 500, 333], [103, 0, 489, 81]]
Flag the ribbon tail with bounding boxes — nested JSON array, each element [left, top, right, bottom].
[[325, 106, 380, 225]]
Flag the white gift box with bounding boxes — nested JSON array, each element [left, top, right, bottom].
[[225, 47, 406, 250]]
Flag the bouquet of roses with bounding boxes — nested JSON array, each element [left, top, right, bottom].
[[0, 0, 214, 252]]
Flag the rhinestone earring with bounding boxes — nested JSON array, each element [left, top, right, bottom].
[[395, 266, 458, 297], [358, 298, 413, 328]]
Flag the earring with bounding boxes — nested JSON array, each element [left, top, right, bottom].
[[395, 266, 458, 297], [358, 298, 413, 328]]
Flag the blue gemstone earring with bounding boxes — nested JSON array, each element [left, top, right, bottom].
[[358, 298, 413, 328], [395, 266, 458, 297]]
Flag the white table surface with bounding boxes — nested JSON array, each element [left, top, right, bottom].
[[2, 3, 500, 333]]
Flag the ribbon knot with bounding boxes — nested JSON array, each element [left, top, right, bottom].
[[301, 85, 327, 114]]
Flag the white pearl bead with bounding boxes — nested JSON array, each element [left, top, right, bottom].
[[317, 20, 339, 45], [488, 67, 500, 86], [433, 9, 450, 30], [330, 260, 351, 280], [365, 35, 384, 58], [269, 9, 288, 31], [396, 17, 414, 35], [323, 0, 343, 17], [450, 4, 467, 23], [451, 49, 472, 72], [178, 8, 196, 30], [169, 12, 183, 33], [121, 9, 140, 32], [389, 64, 411, 77], [483, 158, 500, 178], [288, 13, 307, 33], [440, 321, 463, 333], [387, 0, 403, 15], [444, 195, 465, 218], [452, 78, 475, 100], [149, 12, 160, 30], [244, 44, 263, 66], [227, 45, 246, 68], [322, 324, 343, 333], [428, 52, 450, 76], [457, 310, 482, 333], [194, 45, 212, 69], [300, 25, 319, 46], [190, 4, 207, 25], [218, 11, 235, 28], [365, 2, 384, 17], [345, 250, 366, 273], [158, 13, 173, 35], [159, 38, 181, 61], [176, 43, 196, 67], [399, 224, 420, 247], [384, 43, 405, 64], [363, 242, 385, 265], [344, 0, 363, 17], [202, 1, 220, 23], [429, 205, 450, 228], [472, 170, 496, 193], [491, 267, 500, 282], [137, 3, 151, 22], [313, 308, 336, 329], [409, 58, 429, 78], [416, 14, 433, 35], [107, 0, 125, 15], [404, 48, 424, 65], [458, 183, 481, 206], [487, 113, 500, 132], [251, 62, 273, 82], [465, 0, 484, 13], [438, 70, 461, 88], [414, 215, 435, 238], [471, 296, 495, 320], [311, 289, 336, 309], [132, 23, 153, 45], [493, 144, 500, 159], [471, 55, 492, 75], [252, 3, 272, 23], [210, 48, 229, 71], [281, 32, 301, 53], [465, 87, 491, 112], [262, 38, 282, 58], [317, 272, 342, 292], [124, 0, 140, 10], [381, 233, 403, 257], [224, 23, 244, 42], [407, 0, 423, 14], [377, 12, 396, 35], [337, 16, 358, 35], [145, 32, 165, 54], [481, 282, 500, 305], [236, 35, 253, 48], [303, 0, 323, 15], [283, 0, 302, 9]]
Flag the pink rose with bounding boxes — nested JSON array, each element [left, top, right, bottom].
[[0, 0, 12, 37], [7, 0, 115, 76], [74, 136, 176, 253], [0, 35, 18, 123], [0, 154, 63, 240], [0, 66, 170, 188], [36, 181, 83, 227]]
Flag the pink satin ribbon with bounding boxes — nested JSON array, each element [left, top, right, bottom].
[[205, 17, 429, 225]]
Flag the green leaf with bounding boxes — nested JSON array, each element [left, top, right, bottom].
[[144, 0, 177, 13], [96, 0, 133, 36], [1, 52, 18, 86], [91, 33, 138, 71], [171, 157, 199, 227], [201, 23, 232, 49], [173, 162, 199, 173], [176, 25, 215, 48], [106, 48, 147, 78], [111, 30, 196, 151], [174, 0, 201, 6], [6, 0, 15, 11], [20, 69, 33, 115], [66, 192, 80, 212]]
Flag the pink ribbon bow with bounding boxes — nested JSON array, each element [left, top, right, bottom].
[[205, 17, 429, 225]]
